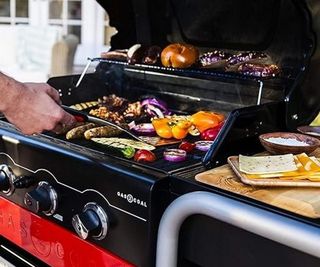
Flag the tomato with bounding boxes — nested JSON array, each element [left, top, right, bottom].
[[134, 149, 156, 162], [179, 141, 196, 152], [200, 127, 220, 141]]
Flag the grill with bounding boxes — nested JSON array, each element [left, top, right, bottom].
[[0, 0, 320, 266]]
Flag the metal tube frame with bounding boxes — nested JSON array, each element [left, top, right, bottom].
[[156, 191, 320, 267]]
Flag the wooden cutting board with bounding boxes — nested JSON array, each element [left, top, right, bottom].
[[195, 148, 320, 218]]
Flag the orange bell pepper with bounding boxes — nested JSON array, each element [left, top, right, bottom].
[[190, 111, 224, 133], [152, 118, 192, 139], [152, 118, 173, 139], [172, 120, 192, 139]]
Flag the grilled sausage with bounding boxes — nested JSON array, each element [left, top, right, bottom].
[[84, 126, 122, 140], [58, 122, 86, 135], [66, 123, 96, 140], [101, 49, 128, 61]]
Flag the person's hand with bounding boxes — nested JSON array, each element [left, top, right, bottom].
[[2, 82, 76, 135]]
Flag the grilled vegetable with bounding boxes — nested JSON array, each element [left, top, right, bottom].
[[134, 149, 156, 162], [179, 141, 196, 152], [190, 111, 224, 133], [91, 138, 155, 151], [199, 50, 231, 68], [195, 141, 213, 152], [163, 149, 187, 162], [200, 127, 220, 141], [91, 138, 135, 158], [131, 123, 156, 136], [84, 126, 122, 140], [69, 101, 99, 111], [66, 123, 96, 140]]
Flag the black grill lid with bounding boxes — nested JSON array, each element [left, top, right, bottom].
[[98, 0, 319, 129], [95, 1, 320, 168]]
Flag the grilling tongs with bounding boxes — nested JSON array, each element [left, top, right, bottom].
[[62, 105, 148, 143]]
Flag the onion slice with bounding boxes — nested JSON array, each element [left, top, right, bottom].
[[195, 141, 213, 152], [131, 123, 156, 136], [141, 98, 168, 110], [145, 104, 165, 118], [163, 149, 187, 162]]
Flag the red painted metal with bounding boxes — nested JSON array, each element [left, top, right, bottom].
[[0, 196, 134, 267]]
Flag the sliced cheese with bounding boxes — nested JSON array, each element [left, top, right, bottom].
[[239, 154, 297, 175], [296, 153, 320, 172], [246, 153, 320, 180]]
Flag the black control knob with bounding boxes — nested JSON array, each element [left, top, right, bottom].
[[14, 175, 36, 189], [0, 165, 15, 195], [72, 203, 108, 240], [24, 181, 58, 216], [0, 171, 10, 192]]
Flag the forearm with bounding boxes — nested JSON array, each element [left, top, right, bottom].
[[0, 72, 22, 113]]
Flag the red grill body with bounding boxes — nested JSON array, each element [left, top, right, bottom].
[[0, 0, 320, 266], [0, 197, 133, 267]]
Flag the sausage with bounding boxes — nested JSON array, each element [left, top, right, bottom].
[[100, 49, 128, 61], [58, 122, 86, 135], [84, 126, 122, 140], [66, 123, 96, 140]]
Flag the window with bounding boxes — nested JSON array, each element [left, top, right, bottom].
[[48, 0, 82, 43], [0, 0, 109, 65], [0, 0, 29, 24]]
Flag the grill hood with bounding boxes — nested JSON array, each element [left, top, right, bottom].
[[97, 0, 319, 129]]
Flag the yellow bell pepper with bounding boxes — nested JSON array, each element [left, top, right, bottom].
[[152, 118, 173, 139]]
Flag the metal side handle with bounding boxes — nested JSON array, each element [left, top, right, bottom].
[[156, 191, 320, 267]]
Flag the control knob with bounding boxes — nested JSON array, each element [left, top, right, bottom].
[[72, 203, 109, 240], [24, 181, 58, 216], [0, 164, 16, 195]]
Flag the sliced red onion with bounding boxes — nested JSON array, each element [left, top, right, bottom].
[[131, 123, 156, 136], [163, 149, 187, 162], [141, 98, 168, 110], [145, 104, 165, 118], [195, 141, 214, 152]]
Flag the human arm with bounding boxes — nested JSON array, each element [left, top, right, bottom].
[[0, 72, 76, 135]]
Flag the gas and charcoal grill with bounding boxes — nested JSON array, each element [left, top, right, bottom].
[[0, 0, 319, 266]]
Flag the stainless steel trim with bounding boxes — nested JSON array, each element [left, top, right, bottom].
[[0, 245, 36, 267], [38, 181, 58, 216], [84, 202, 109, 240], [156, 191, 320, 267], [257, 80, 263, 105]]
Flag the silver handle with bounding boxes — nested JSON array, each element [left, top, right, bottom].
[[156, 191, 320, 267]]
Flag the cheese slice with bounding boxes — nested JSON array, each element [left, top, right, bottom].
[[239, 154, 297, 174], [246, 153, 320, 180]]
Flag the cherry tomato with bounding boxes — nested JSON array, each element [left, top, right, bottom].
[[179, 141, 196, 152], [134, 149, 156, 162], [200, 128, 220, 141]]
